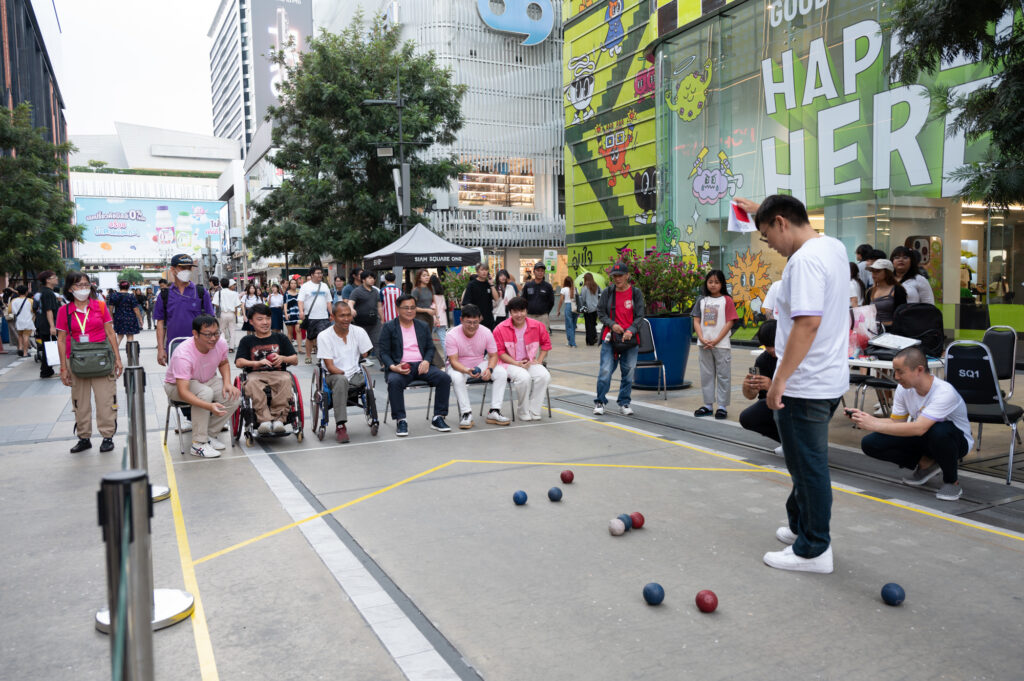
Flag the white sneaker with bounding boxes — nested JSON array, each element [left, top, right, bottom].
[[775, 526, 797, 545], [593, 403, 605, 416], [190, 442, 221, 458], [272, 420, 286, 433], [763, 545, 833, 574], [459, 413, 474, 429], [620, 404, 634, 416], [177, 418, 192, 433], [207, 438, 227, 451], [257, 421, 273, 435], [773, 445, 784, 457], [486, 411, 510, 426], [281, 423, 293, 435], [519, 412, 534, 421]]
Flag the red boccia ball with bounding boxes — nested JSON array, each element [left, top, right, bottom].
[[629, 512, 645, 529], [560, 470, 574, 484], [695, 590, 718, 613], [266, 353, 278, 362]]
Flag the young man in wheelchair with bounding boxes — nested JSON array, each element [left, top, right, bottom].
[[315, 301, 374, 442], [235, 303, 299, 435]]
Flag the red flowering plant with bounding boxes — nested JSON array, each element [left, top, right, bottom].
[[608, 248, 711, 315]]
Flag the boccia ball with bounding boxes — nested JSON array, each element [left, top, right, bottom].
[[881, 583, 905, 606], [643, 583, 665, 605], [695, 590, 718, 613], [513, 490, 527, 506], [617, 513, 633, 531], [548, 487, 562, 502], [629, 512, 645, 529], [609, 518, 626, 536], [560, 470, 574, 484], [266, 352, 278, 363]]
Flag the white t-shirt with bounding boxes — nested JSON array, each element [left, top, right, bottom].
[[315, 325, 372, 377], [560, 286, 574, 305], [299, 281, 331, 320], [762, 280, 782, 318], [693, 295, 737, 349], [494, 284, 516, 316], [775, 235, 850, 399], [901, 274, 934, 305], [215, 288, 239, 314], [848, 278, 863, 306], [892, 377, 973, 450]]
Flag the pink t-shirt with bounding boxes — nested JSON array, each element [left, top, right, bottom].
[[445, 325, 496, 367], [400, 323, 422, 363], [55, 300, 112, 354], [165, 337, 229, 384], [513, 324, 527, 362]]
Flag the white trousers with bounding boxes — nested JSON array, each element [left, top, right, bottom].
[[448, 361, 509, 415], [504, 364, 550, 418]]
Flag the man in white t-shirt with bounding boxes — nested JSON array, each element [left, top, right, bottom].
[[737, 194, 850, 575], [215, 276, 240, 352], [315, 301, 373, 443], [850, 347, 972, 501], [298, 266, 332, 365], [445, 303, 510, 429]]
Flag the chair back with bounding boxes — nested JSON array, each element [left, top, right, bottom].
[[982, 325, 1017, 397], [944, 341, 1006, 409], [168, 336, 190, 360], [636, 318, 657, 358], [892, 303, 945, 357]]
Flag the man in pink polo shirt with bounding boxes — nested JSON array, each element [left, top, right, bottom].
[[445, 303, 510, 429], [164, 314, 241, 457]]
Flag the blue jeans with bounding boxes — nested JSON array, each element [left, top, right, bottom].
[[595, 341, 638, 407], [563, 303, 578, 346], [773, 396, 840, 558]]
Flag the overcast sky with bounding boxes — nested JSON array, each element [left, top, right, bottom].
[[35, 0, 216, 137]]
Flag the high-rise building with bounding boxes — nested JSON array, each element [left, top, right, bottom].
[[207, 0, 251, 155]]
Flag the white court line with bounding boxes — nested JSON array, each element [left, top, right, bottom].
[[244, 449, 462, 681]]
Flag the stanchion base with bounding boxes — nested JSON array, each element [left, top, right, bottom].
[[152, 485, 170, 502], [96, 588, 195, 633]]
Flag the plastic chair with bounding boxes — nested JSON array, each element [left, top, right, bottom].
[[634, 318, 666, 400], [944, 340, 1023, 485], [162, 336, 192, 455]]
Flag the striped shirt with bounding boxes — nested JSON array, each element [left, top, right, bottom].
[[380, 284, 401, 323]]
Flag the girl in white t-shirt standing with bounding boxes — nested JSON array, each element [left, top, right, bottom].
[[692, 270, 739, 419]]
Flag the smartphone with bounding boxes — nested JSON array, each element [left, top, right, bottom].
[[844, 408, 855, 417], [748, 367, 759, 375]]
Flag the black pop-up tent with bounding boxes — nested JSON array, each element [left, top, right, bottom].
[[362, 224, 481, 270]]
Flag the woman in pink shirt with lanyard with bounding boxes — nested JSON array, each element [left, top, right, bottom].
[[56, 272, 123, 454]]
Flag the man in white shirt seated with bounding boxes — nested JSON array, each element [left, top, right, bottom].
[[315, 301, 373, 443], [849, 346, 973, 501]]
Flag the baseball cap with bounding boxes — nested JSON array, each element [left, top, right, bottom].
[[609, 262, 629, 275], [170, 253, 194, 267], [533, 262, 546, 270], [867, 258, 894, 272]]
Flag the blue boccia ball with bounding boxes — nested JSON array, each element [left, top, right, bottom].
[[643, 582, 665, 606], [548, 487, 562, 502], [881, 583, 905, 606], [617, 513, 633, 531], [513, 490, 528, 506]]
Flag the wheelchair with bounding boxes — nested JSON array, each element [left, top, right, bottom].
[[309, 359, 379, 440], [231, 370, 305, 446]]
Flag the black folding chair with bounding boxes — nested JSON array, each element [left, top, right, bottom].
[[382, 378, 434, 423], [163, 336, 192, 455], [944, 341, 1023, 485], [635, 318, 666, 400]]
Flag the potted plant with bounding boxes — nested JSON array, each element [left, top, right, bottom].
[[441, 267, 475, 326], [609, 248, 711, 390]]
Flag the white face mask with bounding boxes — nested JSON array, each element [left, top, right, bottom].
[[73, 289, 91, 301], [176, 269, 192, 282]]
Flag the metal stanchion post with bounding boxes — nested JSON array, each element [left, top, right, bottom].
[[97, 470, 155, 680], [123, 365, 169, 502], [126, 340, 140, 367]]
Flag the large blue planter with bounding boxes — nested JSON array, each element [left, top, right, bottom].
[[634, 314, 693, 391]]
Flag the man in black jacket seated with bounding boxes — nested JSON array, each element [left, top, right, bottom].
[[377, 294, 452, 437], [739, 320, 781, 453]]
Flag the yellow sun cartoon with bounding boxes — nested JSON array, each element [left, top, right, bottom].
[[727, 248, 771, 326]]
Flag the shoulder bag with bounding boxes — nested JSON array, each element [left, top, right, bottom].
[[300, 283, 323, 331], [65, 304, 115, 378]]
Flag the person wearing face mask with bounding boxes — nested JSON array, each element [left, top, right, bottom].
[[154, 253, 215, 367]]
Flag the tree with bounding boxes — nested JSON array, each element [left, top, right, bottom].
[[888, 2, 1024, 206], [117, 268, 143, 284], [246, 11, 468, 265], [0, 103, 83, 278]]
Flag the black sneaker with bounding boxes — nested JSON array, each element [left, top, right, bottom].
[[694, 406, 713, 417], [99, 438, 114, 452], [70, 438, 92, 453], [431, 416, 451, 432], [396, 420, 409, 437]]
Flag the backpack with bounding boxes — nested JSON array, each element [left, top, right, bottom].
[[159, 285, 207, 318], [890, 303, 945, 358]]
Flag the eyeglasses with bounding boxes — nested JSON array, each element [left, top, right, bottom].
[[398, 305, 417, 311], [198, 331, 221, 339]]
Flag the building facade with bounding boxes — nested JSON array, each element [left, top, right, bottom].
[[564, 0, 1023, 338]]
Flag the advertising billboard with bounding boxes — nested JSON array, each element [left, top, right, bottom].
[[251, 0, 313, 121], [74, 197, 227, 262]]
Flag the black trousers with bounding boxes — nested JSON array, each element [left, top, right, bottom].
[[583, 311, 598, 345], [861, 420, 968, 483], [386, 365, 451, 421], [739, 398, 779, 442]]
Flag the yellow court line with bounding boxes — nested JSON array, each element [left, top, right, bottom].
[[161, 440, 219, 681], [453, 459, 757, 473], [555, 406, 1024, 545], [193, 459, 458, 565]]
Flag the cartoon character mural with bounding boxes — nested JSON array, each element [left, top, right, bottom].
[[632, 167, 656, 224], [665, 56, 713, 122], [596, 110, 637, 188], [690, 147, 744, 205], [476, 0, 555, 46], [565, 52, 598, 125], [727, 248, 771, 326], [603, 0, 625, 57], [578, 0, 597, 13]]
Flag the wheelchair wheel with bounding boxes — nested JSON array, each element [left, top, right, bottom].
[[290, 372, 305, 436], [231, 376, 243, 442], [310, 368, 322, 439], [364, 384, 379, 436]]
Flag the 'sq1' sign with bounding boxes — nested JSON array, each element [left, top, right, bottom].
[[477, 0, 554, 46]]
